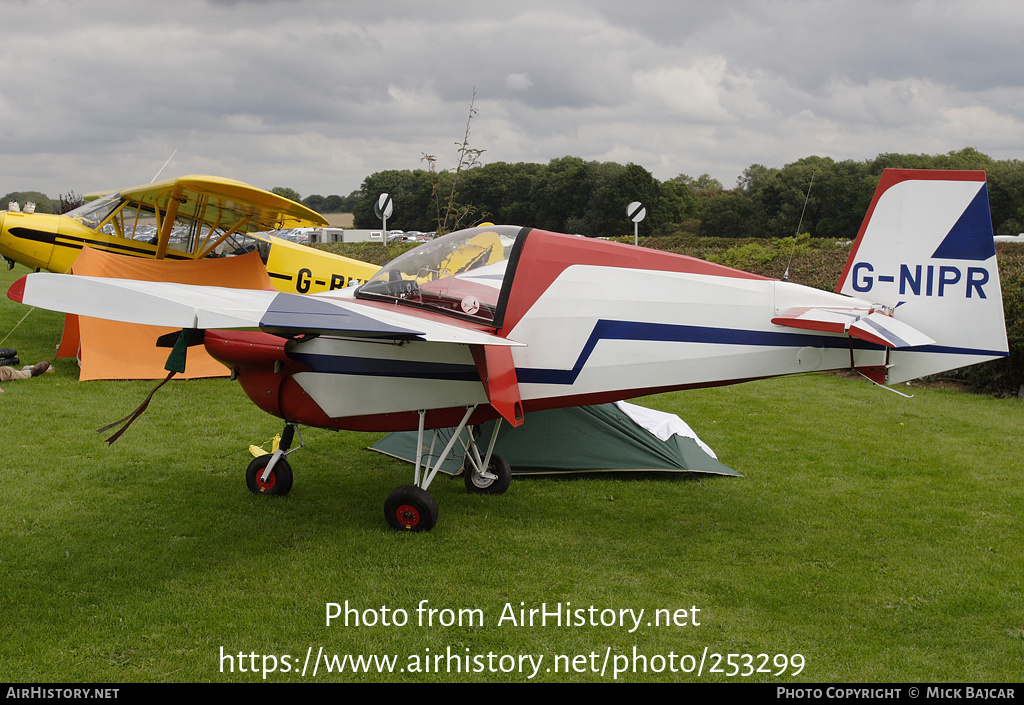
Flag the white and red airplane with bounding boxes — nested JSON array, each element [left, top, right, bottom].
[[7, 169, 1009, 531]]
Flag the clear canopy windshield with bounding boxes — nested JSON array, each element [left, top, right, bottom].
[[66, 192, 123, 229], [356, 225, 523, 324]]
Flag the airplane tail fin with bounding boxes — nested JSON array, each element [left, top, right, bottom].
[[836, 169, 1009, 384]]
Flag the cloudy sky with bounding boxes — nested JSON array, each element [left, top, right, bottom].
[[3, 0, 1024, 202]]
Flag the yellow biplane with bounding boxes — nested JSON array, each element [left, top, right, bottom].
[[0, 175, 379, 293]]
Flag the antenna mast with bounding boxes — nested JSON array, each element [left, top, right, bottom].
[[151, 150, 178, 183], [782, 171, 815, 282]]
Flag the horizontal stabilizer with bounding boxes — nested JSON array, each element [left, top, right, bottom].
[[772, 306, 935, 349]]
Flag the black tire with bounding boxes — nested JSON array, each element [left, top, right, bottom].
[[245, 454, 294, 496], [464, 454, 512, 495], [384, 485, 439, 531]]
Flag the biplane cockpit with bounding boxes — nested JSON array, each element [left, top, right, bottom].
[[68, 190, 266, 260]]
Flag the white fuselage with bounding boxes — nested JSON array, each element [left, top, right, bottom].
[[285, 267, 881, 421]]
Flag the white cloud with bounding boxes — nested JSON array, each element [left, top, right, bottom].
[[3, 0, 1024, 198], [505, 73, 532, 91]]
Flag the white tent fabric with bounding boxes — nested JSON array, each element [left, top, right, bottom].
[[613, 401, 718, 457]]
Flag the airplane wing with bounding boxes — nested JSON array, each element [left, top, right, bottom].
[[8, 272, 523, 347], [772, 306, 936, 349], [86, 175, 328, 232], [84, 175, 328, 259]]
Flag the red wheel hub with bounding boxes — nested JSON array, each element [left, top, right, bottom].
[[257, 470, 277, 492], [396, 504, 420, 527]]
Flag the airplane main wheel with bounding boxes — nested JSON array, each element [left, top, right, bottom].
[[384, 485, 438, 532], [464, 454, 512, 495], [245, 454, 294, 496]]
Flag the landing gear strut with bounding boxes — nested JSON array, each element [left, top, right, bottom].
[[383, 406, 509, 531], [462, 421, 512, 494], [246, 412, 510, 532]]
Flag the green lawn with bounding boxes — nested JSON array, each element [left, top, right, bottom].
[[1, 263, 1022, 682]]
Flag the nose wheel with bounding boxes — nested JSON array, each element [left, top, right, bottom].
[[246, 454, 293, 495], [245, 423, 301, 496]]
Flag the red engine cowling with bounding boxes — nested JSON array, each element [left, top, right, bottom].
[[202, 330, 310, 420]]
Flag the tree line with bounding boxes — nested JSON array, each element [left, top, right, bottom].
[[323, 147, 1024, 239], [10, 147, 1024, 239], [345, 157, 696, 237]]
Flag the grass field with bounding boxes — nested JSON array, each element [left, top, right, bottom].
[[1, 263, 1022, 683]]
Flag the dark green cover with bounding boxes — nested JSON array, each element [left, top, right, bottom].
[[369, 403, 740, 477]]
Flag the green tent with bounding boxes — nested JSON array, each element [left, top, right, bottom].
[[369, 402, 740, 477]]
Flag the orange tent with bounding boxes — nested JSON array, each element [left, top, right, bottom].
[[56, 247, 273, 380]]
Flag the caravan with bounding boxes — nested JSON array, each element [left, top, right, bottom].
[[308, 228, 383, 244]]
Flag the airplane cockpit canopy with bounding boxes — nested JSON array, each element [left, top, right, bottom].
[[356, 225, 526, 326], [67, 191, 265, 259]]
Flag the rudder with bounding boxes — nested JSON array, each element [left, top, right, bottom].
[[837, 169, 1008, 384]]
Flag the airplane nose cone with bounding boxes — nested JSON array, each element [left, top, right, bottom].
[[0, 211, 9, 266]]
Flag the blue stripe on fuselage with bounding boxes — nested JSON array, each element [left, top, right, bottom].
[[516, 320, 865, 385], [287, 352, 481, 381], [286, 319, 1005, 385]]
